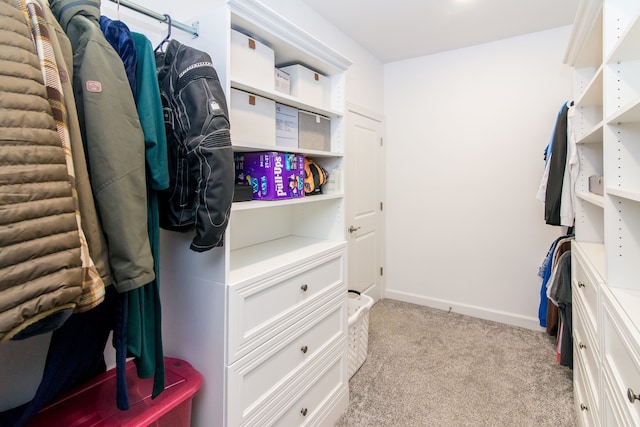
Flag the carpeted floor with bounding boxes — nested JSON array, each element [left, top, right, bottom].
[[335, 299, 576, 427]]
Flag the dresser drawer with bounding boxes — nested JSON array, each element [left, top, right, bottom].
[[603, 366, 635, 427], [272, 350, 346, 427], [572, 247, 600, 335], [574, 294, 600, 400], [574, 350, 600, 427], [227, 299, 345, 427], [228, 250, 345, 361], [602, 298, 640, 426]]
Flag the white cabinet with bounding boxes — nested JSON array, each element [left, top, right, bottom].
[[566, 1, 640, 425], [160, 1, 352, 426]]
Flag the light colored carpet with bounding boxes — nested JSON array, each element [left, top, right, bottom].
[[336, 299, 575, 427]]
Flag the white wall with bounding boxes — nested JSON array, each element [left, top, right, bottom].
[[383, 26, 572, 330]]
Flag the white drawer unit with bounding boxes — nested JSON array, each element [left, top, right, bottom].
[[227, 298, 345, 426], [225, 245, 348, 427], [227, 250, 344, 361]]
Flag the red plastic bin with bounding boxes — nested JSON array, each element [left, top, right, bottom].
[[26, 357, 202, 427]]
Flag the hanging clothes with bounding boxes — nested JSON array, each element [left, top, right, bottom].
[[51, 0, 155, 293], [559, 103, 578, 227], [0, 0, 83, 342], [544, 102, 569, 226], [548, 250, 572, 368], [156, 40, 234, 252], [537, 234, 572, 327], [541, 235, 573, 337], [127, 30, 169, 400], [99, 14, 141, 411], [33, 0, 114, 306]]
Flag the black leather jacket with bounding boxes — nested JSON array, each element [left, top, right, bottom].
[[156, 40, 234, 252]]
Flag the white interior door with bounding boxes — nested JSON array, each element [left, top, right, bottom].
[[346, 106, 384, 301]]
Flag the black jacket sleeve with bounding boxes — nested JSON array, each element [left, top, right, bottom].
[[174, 51, 234, 252]]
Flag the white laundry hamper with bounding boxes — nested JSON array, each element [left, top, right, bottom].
[[347, 291, 374, 378]]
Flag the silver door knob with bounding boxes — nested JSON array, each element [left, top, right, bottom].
[[349, 225, 361, 233]]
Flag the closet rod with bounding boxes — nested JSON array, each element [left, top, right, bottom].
[[108, 0, 199, 37]]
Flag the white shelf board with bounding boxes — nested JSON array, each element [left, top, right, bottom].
[[577, 190, 605, 208], [607, 97, 640, 123], [231, 78, 343, 118], [606, 12, 640, 63], [232, 141, 344, 158], [574, 240, 606, 280], [576, 66, 603, 108], [232, 193, 344, 212], [229, 236, 345, 286], [576, 121, 603, 144], [607, 187, 640, 203]]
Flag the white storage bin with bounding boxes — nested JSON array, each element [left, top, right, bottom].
[[279, 64, 331, 109], [230, 88, 276, 146], [347, 292, 374, 379], [274, 68, 290, 95], [230, 29, 275, 90]]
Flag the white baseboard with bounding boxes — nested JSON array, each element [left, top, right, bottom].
[[384, 289, 545, 332]]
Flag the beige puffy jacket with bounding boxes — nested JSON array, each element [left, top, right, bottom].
[[0, 0, 83, 341]]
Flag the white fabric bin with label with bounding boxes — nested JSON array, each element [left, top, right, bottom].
[[230, 88, 276, 146], [230, 29, 275, 90], [279, 64, 331, 109]]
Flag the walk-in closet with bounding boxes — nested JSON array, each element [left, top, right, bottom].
[[1, 0, 639, 425]]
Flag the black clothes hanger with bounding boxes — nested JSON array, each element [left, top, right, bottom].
[[154, 14, 172, 52]]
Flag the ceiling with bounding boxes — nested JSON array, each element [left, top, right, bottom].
[[301, 0, 581, 63]]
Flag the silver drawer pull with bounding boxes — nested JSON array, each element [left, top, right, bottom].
[[580, 403, 588, 411], [628, 388, 640, 404], [300, 284, 308, 292], [301, 345, 308, 354], [578, 281, 586, 288], [579, 342, 587, 350], [301, 408, 308, 416]]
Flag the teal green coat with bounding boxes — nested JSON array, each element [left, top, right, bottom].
[[127, 31, 170, 399]]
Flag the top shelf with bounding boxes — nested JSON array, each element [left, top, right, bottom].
[[229, 236, 345, 286], [228, 0, 352, 77]]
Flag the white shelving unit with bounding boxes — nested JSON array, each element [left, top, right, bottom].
[[160, 1, 352, 426], [565, 0, 640, 425]]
